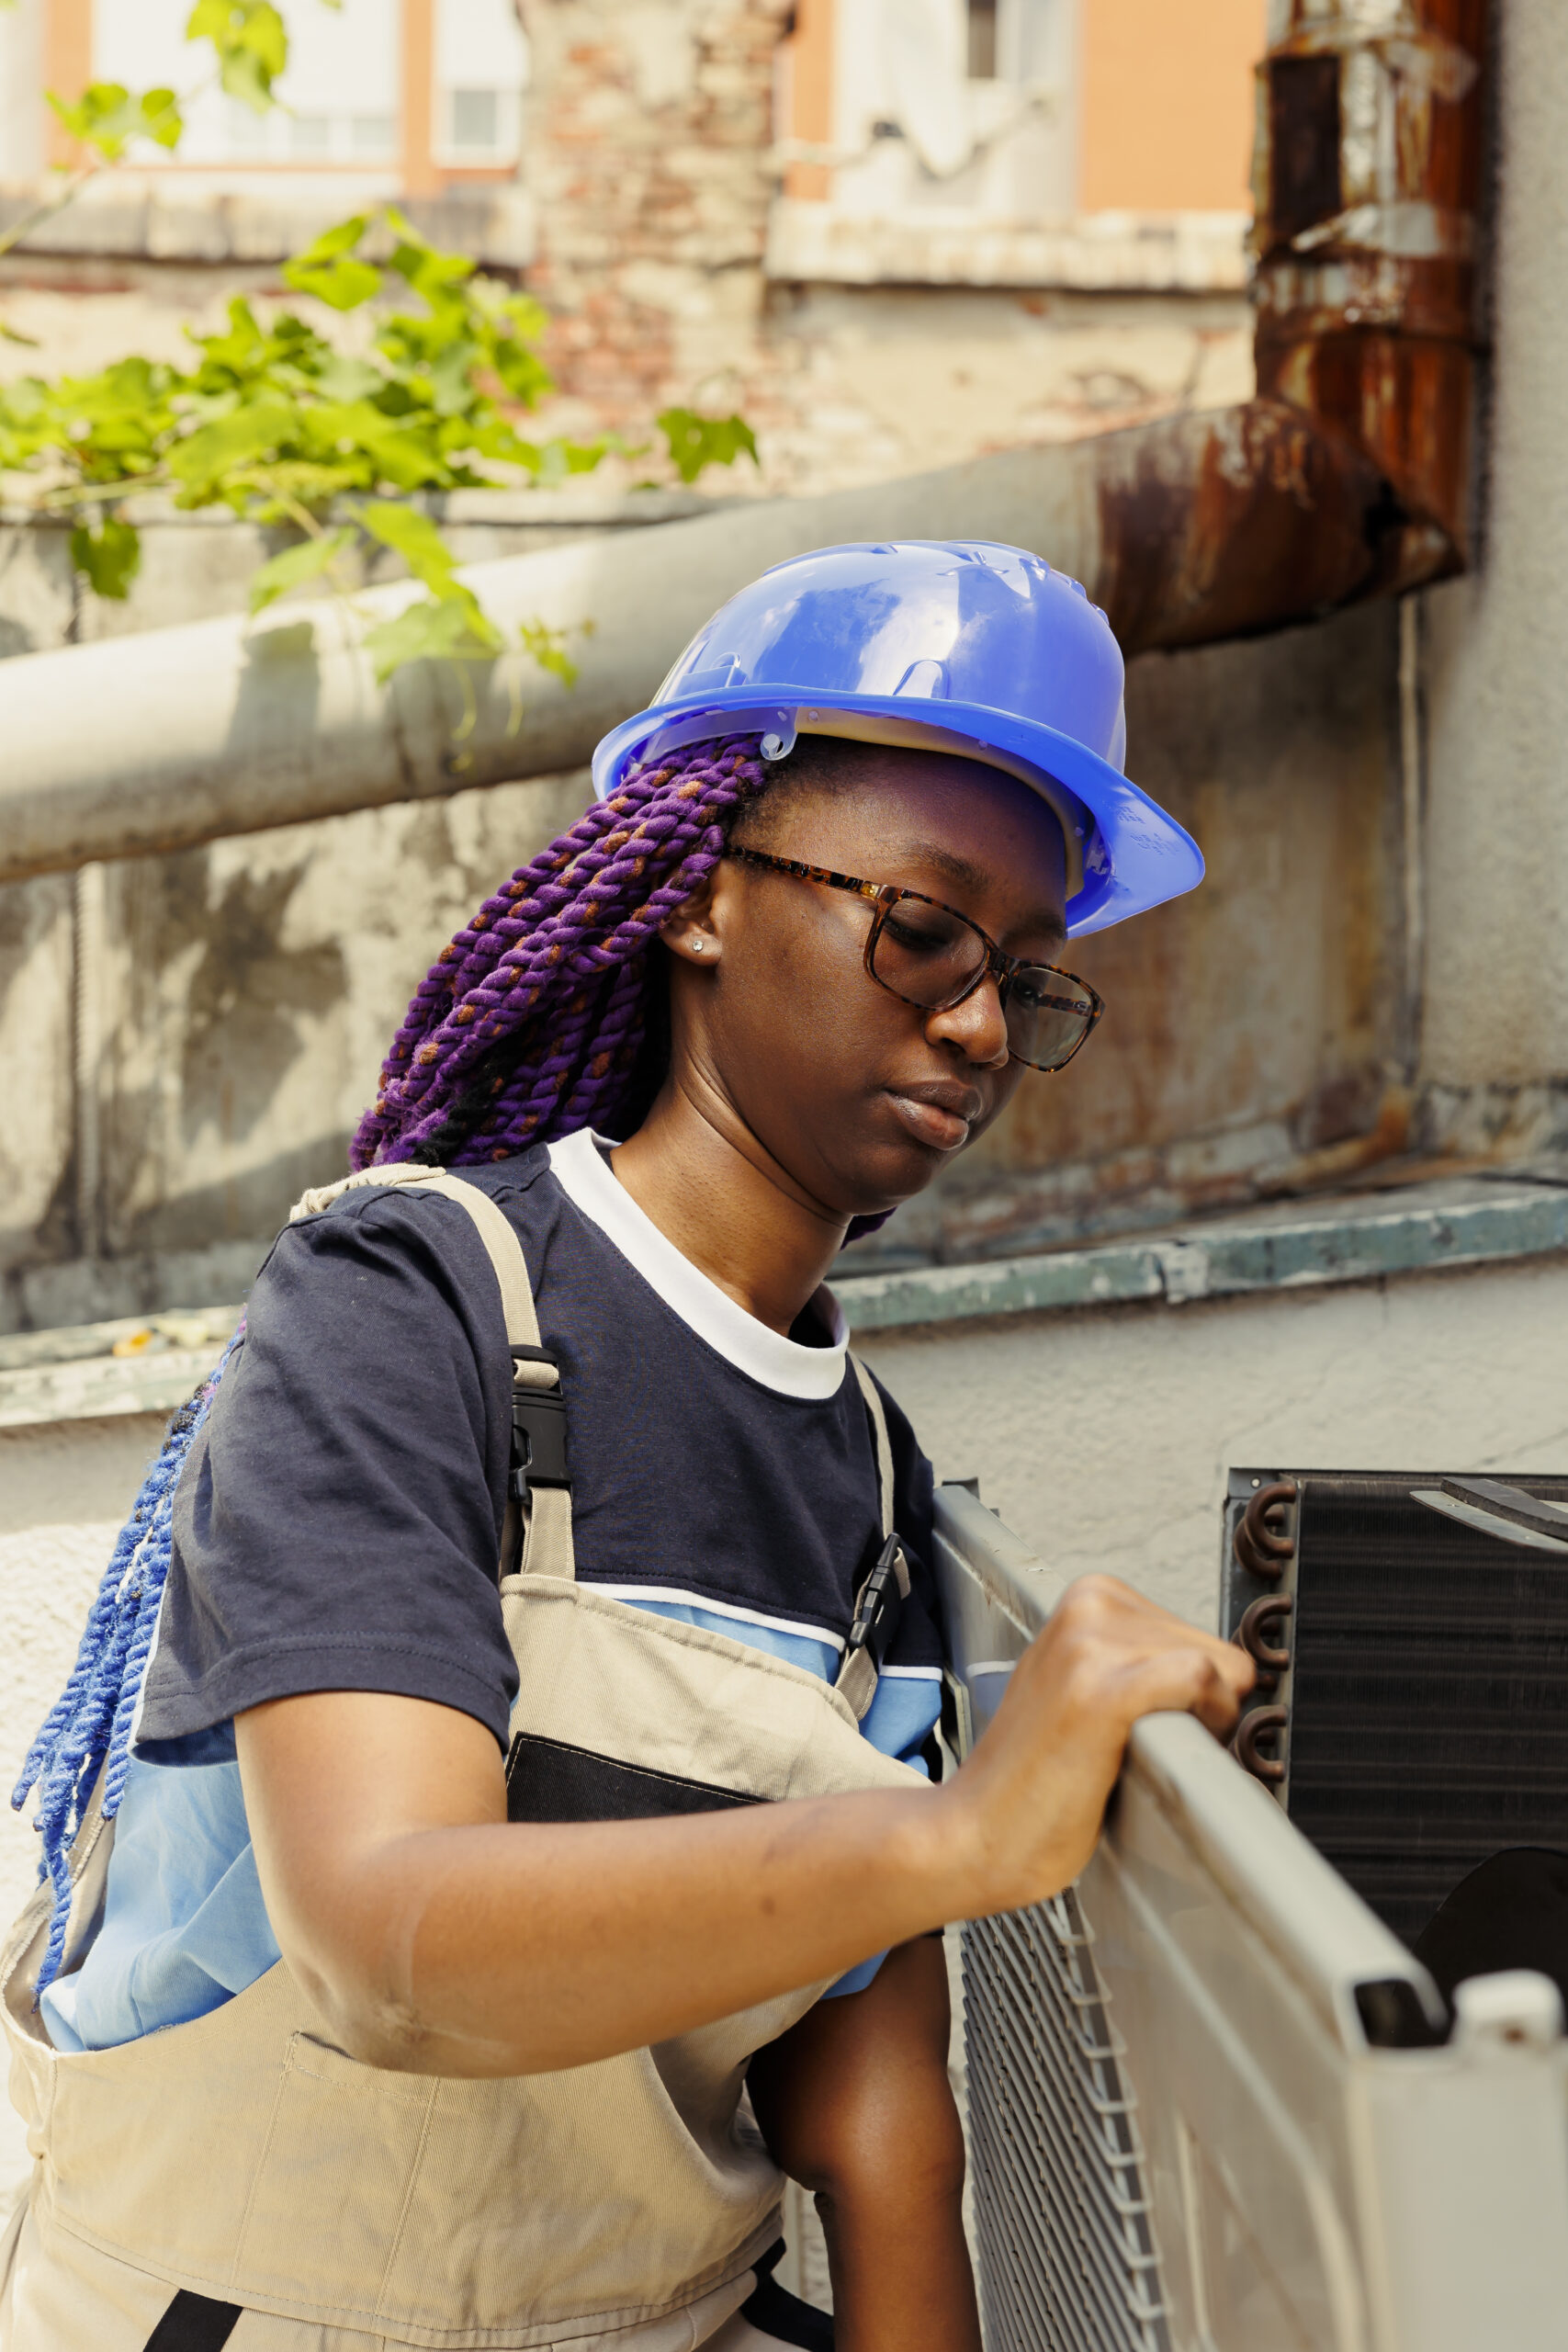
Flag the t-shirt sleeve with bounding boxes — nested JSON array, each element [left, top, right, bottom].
[[141, 1188, 521, 1754]]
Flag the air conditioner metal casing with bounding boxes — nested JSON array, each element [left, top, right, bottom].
[[932, 1482, 1568, 2352]]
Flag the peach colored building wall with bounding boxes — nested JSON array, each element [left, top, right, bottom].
[[42, 0, 90, 167], [1079, 0, 1261, 210]]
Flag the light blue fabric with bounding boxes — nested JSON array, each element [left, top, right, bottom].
[[41, 1600, 942, 2052], [41, 1738, 277, 2054]]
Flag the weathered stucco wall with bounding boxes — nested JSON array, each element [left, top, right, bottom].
[[859, 1256, 1568, 1629], [0, 768, 592, 1329], [888, 603, 1405, 1263], [1420, 0, 1568, 1156]]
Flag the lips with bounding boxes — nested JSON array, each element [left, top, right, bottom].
[[886, 1078, 986, 1152]]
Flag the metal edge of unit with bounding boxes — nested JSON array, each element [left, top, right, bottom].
[[931, 1480, 1443, 2053], [1122, 1713, 1445, 2051], [932, 1482, 1066, 1641]]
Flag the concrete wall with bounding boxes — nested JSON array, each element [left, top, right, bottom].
[[6, 1250, 1566, 2207], [0, 767, 596, 1330], [1419, 0, 1568, 1160], [860, 1256, 1568, 1628]]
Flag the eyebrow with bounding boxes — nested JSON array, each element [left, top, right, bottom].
[[897, 838, 1068, 952]]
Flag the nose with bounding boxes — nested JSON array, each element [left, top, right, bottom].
[[925, 972, 1010, 1068]]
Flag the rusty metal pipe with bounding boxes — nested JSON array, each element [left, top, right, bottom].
[[1250, 0, 1487, 571]]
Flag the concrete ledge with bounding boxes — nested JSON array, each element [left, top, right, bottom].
[[0, 179, 535, 269], [0, 1308, 239, 1428], [835, 1176, 1568, 1332], [0, 486, 720, 534], [765, 199, 1251, 291], [4, 1174, 1566, 1426]]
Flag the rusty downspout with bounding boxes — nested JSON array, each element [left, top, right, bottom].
[[1097, 0, 1487, 658]]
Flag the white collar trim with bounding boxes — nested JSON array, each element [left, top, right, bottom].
[[547, 1127, 850, 1402]]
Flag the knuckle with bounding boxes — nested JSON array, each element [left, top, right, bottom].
[[1058, 1576, 1115, 1634]]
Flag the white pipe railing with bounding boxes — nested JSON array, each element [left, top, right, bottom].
[[0, 444, 1091, 884]]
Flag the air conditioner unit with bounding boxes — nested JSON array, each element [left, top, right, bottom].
[[931, 1479, 1568, 2352]]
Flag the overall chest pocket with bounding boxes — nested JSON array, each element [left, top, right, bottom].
[[506, 1730, 764, 1823]]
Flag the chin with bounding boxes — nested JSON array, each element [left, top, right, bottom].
[[835, 1142, 953, 1220]]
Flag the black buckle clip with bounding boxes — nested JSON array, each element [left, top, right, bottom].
[[845, 1533, 905, 1673], [510, 1345, 570, 1496]]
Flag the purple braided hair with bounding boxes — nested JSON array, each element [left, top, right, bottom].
[[352, 736, 773, 1169]]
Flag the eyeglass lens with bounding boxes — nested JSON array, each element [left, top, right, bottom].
[[870, 893, 1095, 1072]]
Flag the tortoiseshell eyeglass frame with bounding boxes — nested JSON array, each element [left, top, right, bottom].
[[725, 845, 1105, 1074]]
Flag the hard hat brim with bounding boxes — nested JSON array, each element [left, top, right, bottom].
[[592, 690, 1203, 938]]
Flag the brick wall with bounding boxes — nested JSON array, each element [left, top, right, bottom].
[[520, 0, 790, 432]]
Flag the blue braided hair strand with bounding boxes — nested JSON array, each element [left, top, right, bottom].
[[11, 1322, 244, 1995]]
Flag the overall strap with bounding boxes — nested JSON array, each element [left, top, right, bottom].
[[835, 1356, 911, 1724], [288, 1163, 575, 1581]]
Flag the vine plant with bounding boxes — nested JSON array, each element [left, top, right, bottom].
[[0, 1, 759, 691]]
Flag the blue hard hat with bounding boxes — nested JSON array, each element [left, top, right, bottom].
[[592, 538, 1202, 936]]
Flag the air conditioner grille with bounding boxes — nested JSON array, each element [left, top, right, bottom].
[[963, 1887, 1169, 2352], [1267, 1472, 1568, 1945]]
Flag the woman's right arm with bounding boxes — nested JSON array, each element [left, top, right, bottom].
[[236, 1574, 1251, 2077]]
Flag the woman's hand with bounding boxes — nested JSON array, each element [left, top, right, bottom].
[[935, 1573, 1254, 1920]]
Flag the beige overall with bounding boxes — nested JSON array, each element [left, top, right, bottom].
[[1, 1168, 929, 2350]]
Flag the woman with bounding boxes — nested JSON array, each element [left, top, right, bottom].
[[3, 539, 1250, 2351]]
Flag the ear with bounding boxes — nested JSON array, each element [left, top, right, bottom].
[[659, 870, 723, 967]]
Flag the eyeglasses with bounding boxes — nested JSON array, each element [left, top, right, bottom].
[[726, 846, 1104, 1073]]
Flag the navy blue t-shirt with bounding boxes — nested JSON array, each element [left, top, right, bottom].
[[145, 1127, 945, 1753], [45, 1132, 946, 2052]]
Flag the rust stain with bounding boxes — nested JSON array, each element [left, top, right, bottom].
[[1252, 0, 1486, 561], [1081, 0, 1487, 660], [1091, 398, 1393, 655]]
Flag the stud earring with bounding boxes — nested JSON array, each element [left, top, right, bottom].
[[691, 936, 707, 954]]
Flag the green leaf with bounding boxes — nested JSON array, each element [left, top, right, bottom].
[[138, 86, 184, 149], [166, 395, 296, 496], [362, 590, 494, 684], [655, 406, 760, 486], [186, 0, 288, 111], [310, 353, 384, 402], [486, 337, 554, 409], [282, 254, 383, 311], [49, 82, 137, 161], [288, 213, 371, 266], [248, 524, 356, 612], [191, 296, 267, 377], [70, 514, 141, 599], [353, 499, 457, 595], [518, 618, 580, 688]]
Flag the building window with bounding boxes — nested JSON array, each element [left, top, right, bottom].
[[815, 0, 1077, 220], [92, 0, 402, 172], [351, 113, 398, 159], [967, 0, 998, 80], [289, 114, 333, 161], [449, 88, 502, 154], [433, 0, 527, 170]]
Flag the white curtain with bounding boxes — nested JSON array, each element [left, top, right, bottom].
[[881, 0, 976, 179]]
